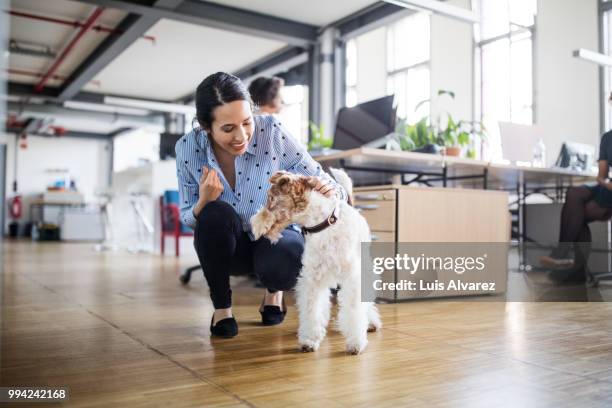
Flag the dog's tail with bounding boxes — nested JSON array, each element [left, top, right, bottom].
[[329, 167, 354, 206]]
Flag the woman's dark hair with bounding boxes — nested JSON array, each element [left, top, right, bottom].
[[195, 72, 252, 130], [248, 76, 285, 109]]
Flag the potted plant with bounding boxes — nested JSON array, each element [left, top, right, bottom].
[[396, 116, 438, 152], [396, 90, 487, 158], [307, 121, 333, 151], [437, 116, 471, 157]]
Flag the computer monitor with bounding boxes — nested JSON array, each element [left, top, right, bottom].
[[160, 132, 184, 160], [555, 142, 595, 172], [333, 95, 396, 150]]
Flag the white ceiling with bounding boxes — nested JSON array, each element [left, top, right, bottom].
[[205, 0, 381, 26], [82, 18, 287, 100], [8, 0, 126, 89], [8, 0, 382, 102]]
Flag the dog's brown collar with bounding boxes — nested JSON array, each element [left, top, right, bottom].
[[301, 203, 339, 235]]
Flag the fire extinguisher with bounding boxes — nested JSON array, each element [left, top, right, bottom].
[[8, 195, 22, 237], [9, 195, 22, 220]]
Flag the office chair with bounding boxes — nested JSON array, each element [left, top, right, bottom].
[[180, 264, 201, 284]]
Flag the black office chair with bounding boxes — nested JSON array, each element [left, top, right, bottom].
[[179, 265, 201, 284]]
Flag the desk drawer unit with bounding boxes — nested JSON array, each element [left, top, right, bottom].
[[353, 189, 397, 235]]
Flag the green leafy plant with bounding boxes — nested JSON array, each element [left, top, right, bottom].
[[307, 121, 333, 151], [438, 116, 470, 149], [395, 90, 488, 157], [396, 116, 435, 150]]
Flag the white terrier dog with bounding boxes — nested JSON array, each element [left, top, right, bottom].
[[250, 168, 381, 355]]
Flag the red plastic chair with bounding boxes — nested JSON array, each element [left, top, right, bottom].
[[160, 196, 193, 256]]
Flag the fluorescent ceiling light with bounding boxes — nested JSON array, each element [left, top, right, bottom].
[[63, 100, 151, 116], [573, 48, 612, 67], [104, 96, 196, 115], [383, 0, 480, 24]]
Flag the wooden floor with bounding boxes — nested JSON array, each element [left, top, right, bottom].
[[2, 241, 612, 408]]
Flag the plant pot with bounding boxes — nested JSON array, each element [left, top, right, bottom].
[[444, 146, 462, 157]]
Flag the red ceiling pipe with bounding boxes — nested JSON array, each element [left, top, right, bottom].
[[34, 7, 104, 92], [7, 68, 102, 87], [7, 10, 156, 43], [8, 68, 66, 81]]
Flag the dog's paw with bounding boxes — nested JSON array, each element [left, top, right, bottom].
[[299, 340, 319, 353], [367, 324, 380, 333], [300, 344, 316, 353], [345, 339, 367, 355], [267, 229, 283, 244], [250, 210, 273, 240]]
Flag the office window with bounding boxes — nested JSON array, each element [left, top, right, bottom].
[[345, 39, 358, 108], [278, 85, 309, 146], [113, 129, 160, 172], [603, 1, 612, 131], [475, 0, 536, 126], [386, 12, 431, 123]]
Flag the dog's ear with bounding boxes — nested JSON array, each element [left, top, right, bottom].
[[301, 176, 319, 189], [270, 171, 292, 193]]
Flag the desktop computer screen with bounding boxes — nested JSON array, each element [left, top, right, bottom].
[[333, 95, 396, 150]]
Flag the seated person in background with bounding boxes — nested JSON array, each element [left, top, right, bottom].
[[540, 122, 612, 277], [248, 76, 285, 115]]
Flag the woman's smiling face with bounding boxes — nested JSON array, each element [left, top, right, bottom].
[[207, 100, 254, 156]]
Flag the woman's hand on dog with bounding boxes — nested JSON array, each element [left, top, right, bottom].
[[312, 177, 336, 197]]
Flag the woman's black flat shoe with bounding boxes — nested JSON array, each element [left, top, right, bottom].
[[210, 316, 238, 338], [260, 296, 287, 326]]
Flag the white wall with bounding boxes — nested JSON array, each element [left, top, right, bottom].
[[536, 0, 600, 165], [3, 135, 112, 225], [354, 26, 388, 104], [430, 0, 474, 123]]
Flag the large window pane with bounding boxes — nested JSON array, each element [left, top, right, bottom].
[[406, 67, 430, 123], [510, 35, 533, 124], [509, 0, 537, 27], [605, 10, 612, 131], [480, 0, 509, 40], [387, 72, 407, 119], [388, 12, 430, 71], [278, 85, 307, 145], [482, 38, 511, 124], [346, 39, 357, 87]]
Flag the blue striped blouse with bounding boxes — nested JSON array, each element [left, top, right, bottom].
[[175, 114, 348, 240]]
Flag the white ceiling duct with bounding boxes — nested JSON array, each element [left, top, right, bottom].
[[7, 102, 165, 133], [104, 96, 196, 115]]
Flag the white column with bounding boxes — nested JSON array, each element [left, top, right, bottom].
[[318, 28, 338, 138]]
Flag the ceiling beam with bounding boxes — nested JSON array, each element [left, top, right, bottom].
[[175, 46, 308, 105], [73, 0, 318, 46], [57, 14, 158, 101], [234, 46, 307, 80], [332, 2, 410, 39], [57, 0, 184, 102]]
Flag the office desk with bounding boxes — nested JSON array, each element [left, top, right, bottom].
[[313, 149, 598, 245], [313, 147, 490, 187]]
